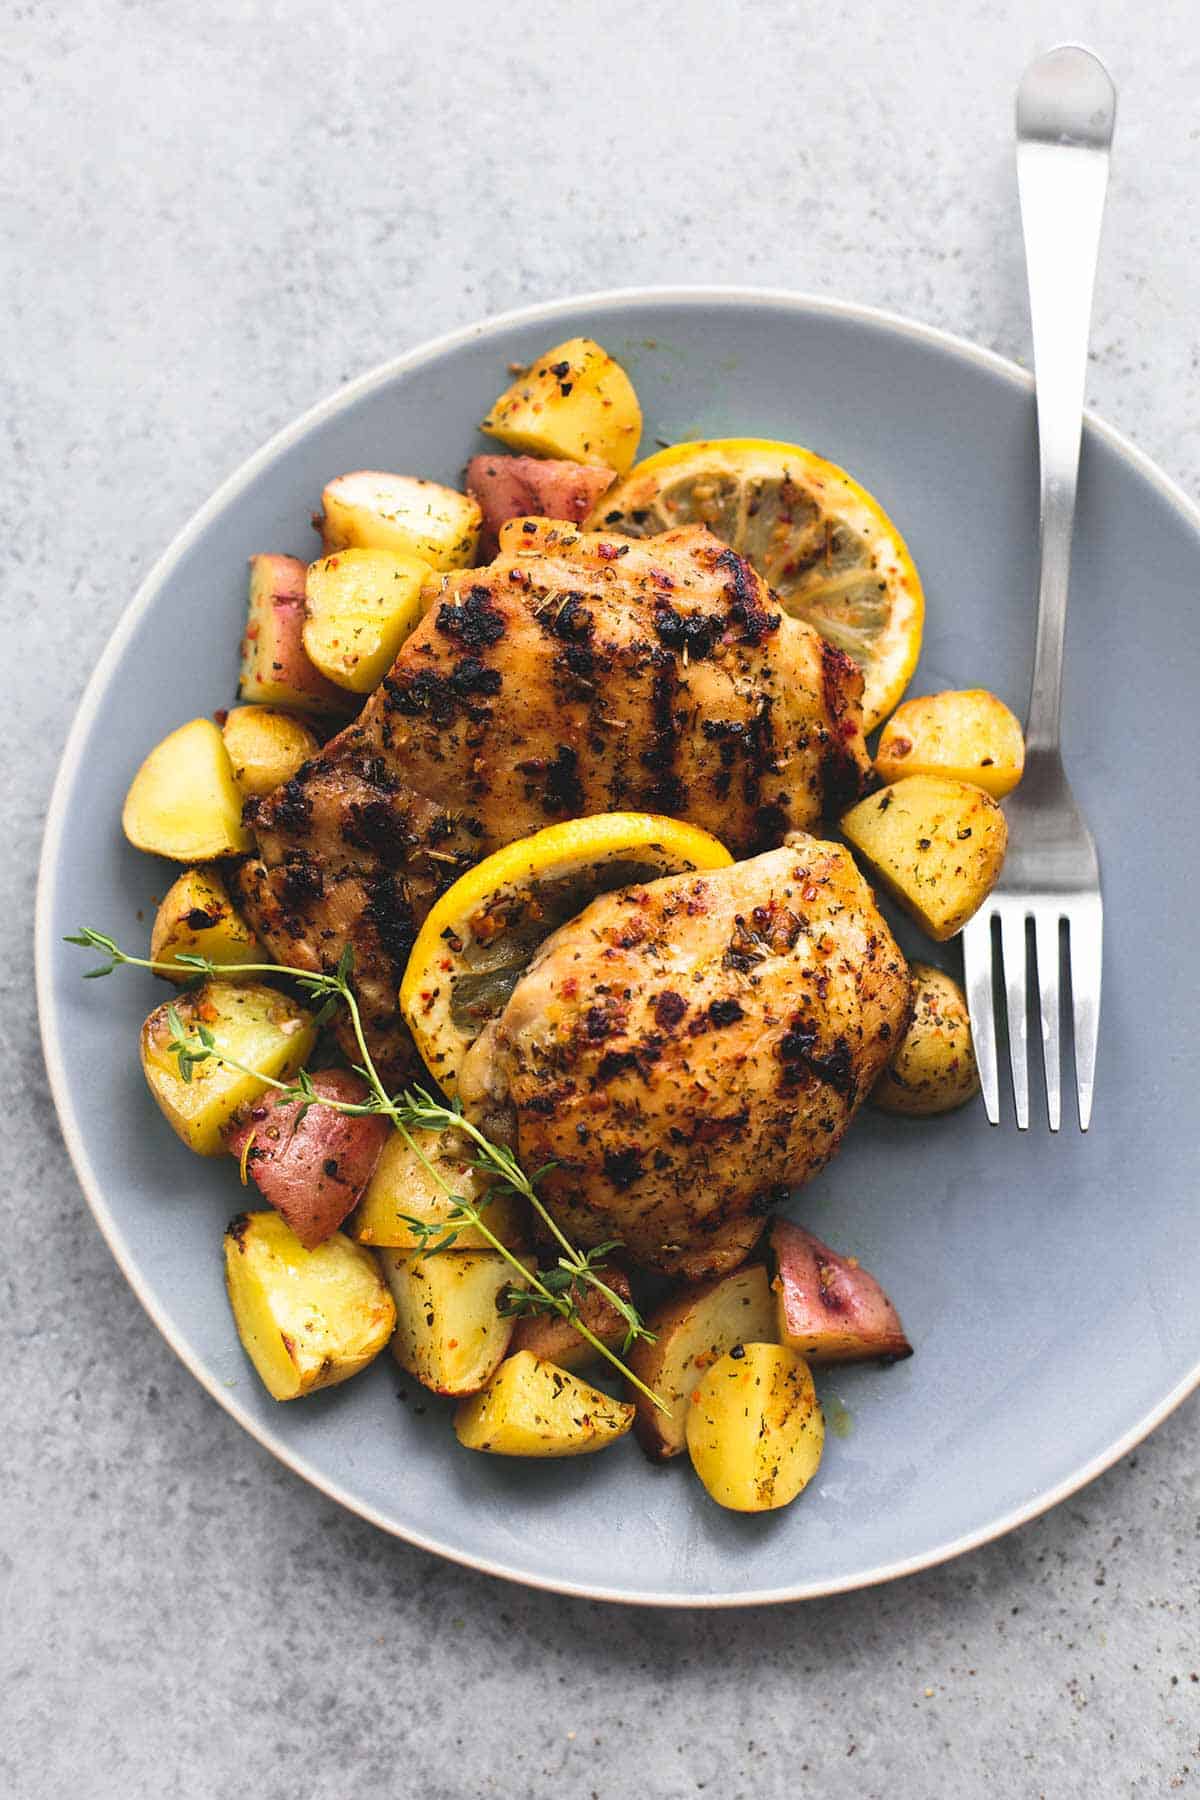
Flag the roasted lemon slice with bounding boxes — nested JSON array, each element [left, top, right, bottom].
[[400, 813, 733, 1095], [591, 438, 924, 732]]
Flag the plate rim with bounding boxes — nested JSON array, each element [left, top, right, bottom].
[[36, 282, 1200, 1607]]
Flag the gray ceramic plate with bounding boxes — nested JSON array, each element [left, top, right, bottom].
[[37, 288, 1200, 1606]]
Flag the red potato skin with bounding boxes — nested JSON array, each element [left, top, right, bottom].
[[242, 555, 350, 715], [225, 1070, 389, 1248], [465, 455, 616, 557], [251, 552, 306, 603], [769, 1220, 912, 1363]]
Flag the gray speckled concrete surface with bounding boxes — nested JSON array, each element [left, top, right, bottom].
[[4, 1, 1199, 1793]]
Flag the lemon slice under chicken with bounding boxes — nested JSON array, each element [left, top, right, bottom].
[[399, 813, 733, 1096], [590, 438, 924, 732]]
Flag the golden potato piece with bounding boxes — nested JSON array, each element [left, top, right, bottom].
[[876, 688, 1025, 799], [349, 1127, 528, 1250], [304, 547, 432, 692], [481, 337, 642, 475], [378, 1248, 532, 1396], [841, 774, 1007, 941], [122, 717, 250, 860], [149, 867, 262, 981], [627, 1264, 777, 1461], [454, 1350, 635, 1456], [319, 472, 480, 570], [510, 1266, 634, 1371], [874, 962, 980, 1115], [221, 705, 319, 798], [223, 1211, 396, 1401], [685, 1342, 824, 1512], [140, 979, 316, 1155]]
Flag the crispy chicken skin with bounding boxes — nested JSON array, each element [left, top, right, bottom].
[[457, 834, 911, 1280], [233, 520, 871, 1081]]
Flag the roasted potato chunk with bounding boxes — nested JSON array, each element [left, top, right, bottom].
[[140, 979, 315, 1156], [318, 472, 480, 570], [239, 554, 350, 717], [876, 688, 1025, 799], [511, 1265, 634, 1371], [223, 1211, 396, 1401], [769, 1220, 912, 1362], [454, 1350, 635, 1456], [225, 1071, 390, 1247], [149, 867, 262, 980], [874, 963, 980, 1115], [378, 1248, 532, 1396], [304, 547, 431, 691], [221, 704, 319, 798], [481, 337, 642, 475], [122, 717, 250, 861], [686, 1342, 824, 1512], [627, 1264, 777, 1461], [841, 774, 1007, 941], [465, 453, 616, 557], [349, 1127, 528, 1250]]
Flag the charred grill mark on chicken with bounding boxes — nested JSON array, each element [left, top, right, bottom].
[[235, 522, 872, 1086]]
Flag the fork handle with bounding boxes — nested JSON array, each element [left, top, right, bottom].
[[1016, 46, 1116, 757]]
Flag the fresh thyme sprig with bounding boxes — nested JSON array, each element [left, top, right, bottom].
[[67, 927, 663, 1410], [384, 1095, 652, 1360]]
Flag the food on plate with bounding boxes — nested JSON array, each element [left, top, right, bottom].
[[510, 1265, 634, 1370], [318, 471, 481, 569], [224, 1070, 390, 1247], [222, 704, 320, 798], [769, 1219, 912, 1362], [457, 832, 910, 1279], [593, 438, 924, 732], [875, 688, 1025, 799], [400, 812, 733, 1097], [379, 1247, 533, 1396], [81, 327, 1040, 1509], [149, 867, 262, 979], [873, 963, 980, 1115], [349, 1126, 528, 1250], [453, 1349, 636, 1456], [303, 547, 432, 692], [235, 517, 872, 1085], [685, 1342, 824, 1511], [223, 1210, 396, 1401], [140, 980, 316, 1155], [481, 337, 642, 475], [626, 1264, 777, 1461], [122, 717, 251, 860], [840, 774, 1008, 941], [238, 554, 350, 716], [465, 453, 616, 556]]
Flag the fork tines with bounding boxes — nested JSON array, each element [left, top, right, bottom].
[[962, 893, 1102, 1132]]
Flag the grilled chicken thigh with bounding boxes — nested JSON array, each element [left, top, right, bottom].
[[458, 834, 910, 1279], [234, 519, 871, 1080]]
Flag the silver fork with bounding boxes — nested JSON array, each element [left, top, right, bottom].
[[963, 45, 1116, 1133]]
